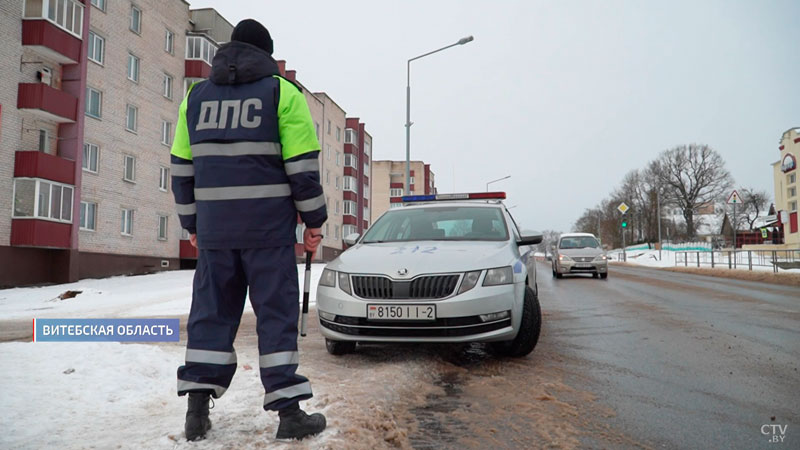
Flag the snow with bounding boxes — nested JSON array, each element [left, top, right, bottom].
[[608, 249, 800, 273], [0, 264, 326, 320]]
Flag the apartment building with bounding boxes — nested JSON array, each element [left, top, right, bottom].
[[370, 160, 436, 224], [343, 117, 372, 239], [772, 127, 800, 248]]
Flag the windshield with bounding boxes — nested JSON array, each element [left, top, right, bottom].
[[559, 236, 600, 249], [362, 206, 509, 243]]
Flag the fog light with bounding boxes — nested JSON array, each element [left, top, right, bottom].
[[319, 311, 336, 321], [479, 310, 510, 322]]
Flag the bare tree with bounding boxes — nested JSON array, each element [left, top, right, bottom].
[[738, 188, 771, 230], [653, 144, 733, 239]]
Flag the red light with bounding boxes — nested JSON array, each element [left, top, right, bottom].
[[468, 192, 506, 200]]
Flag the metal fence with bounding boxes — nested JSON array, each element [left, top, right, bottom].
[[675, 250, 800, 273]]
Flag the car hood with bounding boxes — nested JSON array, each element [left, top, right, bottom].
[[327, 241, 517, 278], [559, 247, 604, 258]]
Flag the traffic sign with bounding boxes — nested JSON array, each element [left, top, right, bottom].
[[617, 202, 629, 214], [727, 190, 741, 204], [761, 228, 768, 239]]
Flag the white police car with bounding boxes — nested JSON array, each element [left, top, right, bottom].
[[316, 192, 542, 357]]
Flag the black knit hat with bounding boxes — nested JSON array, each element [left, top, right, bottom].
[[231, 19, 273, 54]]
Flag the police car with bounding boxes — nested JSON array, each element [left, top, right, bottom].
[[316, 192, 542, 357]]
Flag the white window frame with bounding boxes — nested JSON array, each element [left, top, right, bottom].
[[12, 178, 73, 223], [343, 224, 357, 238], [335, 176, 340, 191], [125, 104, 138, 132], [344, 153, 358, 169], [80, 201, 97, 231], [90, 0, 105, 12], [343, 176, 357, 193], [335, 200, 340, 215], [325, 170, 330, 185], [343, 200, 356, 217], [327, 119, 331, 134], [789, 200, 797, 212], [336, 152, 341, 167], [130, 5, 141, 34], [82, 142, 99, 173], [24, 0, 84, 38], [326, 144, 331, 160], [390, 202, 402, 209], [790, 186, 797, 198], [185, 35, 218, 65], [164, 29, 174, 54], [161, 120, 172, 146], [334, 225, 340, 240], [789, 173, 796, 184], [344, 128, 358, 145], [121, 208, 134, 236], [157, 215, 168, 241], [163, 73, 173, 99], [159, 166, 169, 192], [85, 87, 102, 118], [127, 53, 140, 82], [123, 155, 136, 182], [88, 30, 104, 65], [390, 188, 403, 197], [336, 126, 341, 142]]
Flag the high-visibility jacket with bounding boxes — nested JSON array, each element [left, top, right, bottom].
[[170, 41, 326, 249]]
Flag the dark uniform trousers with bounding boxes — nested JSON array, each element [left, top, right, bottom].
[[177, 245, 312, 411]]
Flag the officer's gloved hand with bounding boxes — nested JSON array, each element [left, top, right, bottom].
[[303, 228, 323, 258]]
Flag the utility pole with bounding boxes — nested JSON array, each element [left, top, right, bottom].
[[657, 189, 662, 261]]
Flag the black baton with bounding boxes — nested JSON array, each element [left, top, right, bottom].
[[300, 251, 312, 337]]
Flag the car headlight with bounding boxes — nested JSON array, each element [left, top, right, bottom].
[[483, 266, 513, 286], [593, 255, 608, 261], [457, 270, 482, 295], [559, 254, 572, 261], [319, 268, 337, 287], [338, 272, 352, 295]]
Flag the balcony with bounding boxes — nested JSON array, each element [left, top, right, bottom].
[[185, 60, 212, 79], [15, 151, 76, 185], [18, 83, 78, 123], [11, 219, 71, 248], [185, 35, 217, 79], [21, 19, 82, 64], [180, 240, 198, 259]]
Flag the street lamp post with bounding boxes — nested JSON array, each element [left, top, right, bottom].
[[486, 175, 511, 192], [405, 36, 474, 195]]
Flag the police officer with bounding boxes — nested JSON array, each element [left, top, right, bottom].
[[171, 19, 327, 441]]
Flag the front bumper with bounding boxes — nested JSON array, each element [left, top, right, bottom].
[[316, 282, 523, 343], [557, 260, 608, 274]]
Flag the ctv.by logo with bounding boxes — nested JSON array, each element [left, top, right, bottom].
[[762, 424, 788, 444]]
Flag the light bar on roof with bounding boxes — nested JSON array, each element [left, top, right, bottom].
[[401, 192, 506, 203]]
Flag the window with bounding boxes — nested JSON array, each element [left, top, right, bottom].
[[364, 183, 369, 198], [163, 73, 173, 99], [343, 224, 357, 238], [38, 129, 49, 153], [123, 155, 136, 182], [315, 122, 320, 140], [364, 206, 370, 220], [121, 208, 134, 235], [326, 144, 331, 160], [85, 87, 102, 118], [364, 140, 371, 156], [334, 225, 340, 240], [12, 179, 73, 222], [88, 31, 104, 64], [336, 152, 341, 167], [130, 5, 141, 34], [90, 0, 105, 11], [336, 126, 341, 142], [335, 200, 340, 215], [83, 143, 99, 173], [344, 200, 356, 216], [390, 188, 403, 197], [325, 170, 330, 185], [790, 186, 797, 198], [788, 173, 796, 184], [344, 153, 358, 169], [335, 176, 340, 190], [125, 104, 138, 132], [345, 128, 358, 144], [364, 162, 370, 175], [165, 29, 174, 54], [158, 215, 168, 240], [181, 229, 191, 240], [24, 0, 84, 38], [80, 201, 96, 231], [127, 53, 139, 82], [326, 119, 331, 134], [186, 36, 218, 65], [343, 176, 357, 193], [390, 202, 402, 209], [362, 206, 510, 243], [184, 77, 203, 93], [790, 200, 797, 212], [161, 120, 172, 145], [159, 167, 169, 192], [410, 176, 415, 185], [324, 223, 329, 238]]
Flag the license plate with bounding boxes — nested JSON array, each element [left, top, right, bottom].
[[367, 304, 436, 321], [575, 263, 593, 268]]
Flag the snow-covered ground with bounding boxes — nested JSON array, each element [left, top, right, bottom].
[[0, 264, 325, 320], [607, 249, 800, 273]]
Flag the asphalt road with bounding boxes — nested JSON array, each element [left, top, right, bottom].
[[537, 261, 800, 449]]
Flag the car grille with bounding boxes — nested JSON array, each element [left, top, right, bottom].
[[351, 275, 460, 300], [320, 314, 512, 338], [572, 256, 595, 262]]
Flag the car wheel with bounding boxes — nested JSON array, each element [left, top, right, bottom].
[[592, 273, 598, 279], [490, 286, 541, 358], [555, 271, 563, 279], [325, 339, 356, 355], [600, 273, 608, 280]]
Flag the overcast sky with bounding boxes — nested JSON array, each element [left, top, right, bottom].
[[190, 0, 799, 232]]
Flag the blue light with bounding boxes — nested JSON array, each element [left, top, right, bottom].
[[401, 195, 436, 202]]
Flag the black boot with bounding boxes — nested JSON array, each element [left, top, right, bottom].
[[185, 392, 213, 441], [276, 403, 326, 440]]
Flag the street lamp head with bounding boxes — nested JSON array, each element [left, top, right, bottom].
[[457, 36, 474, 45]]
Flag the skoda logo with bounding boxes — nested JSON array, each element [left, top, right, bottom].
[[397, 268, 408, 276]]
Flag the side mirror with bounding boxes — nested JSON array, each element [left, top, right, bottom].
[[343, 233, 360, 246], [517, 234, 542, 246]]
